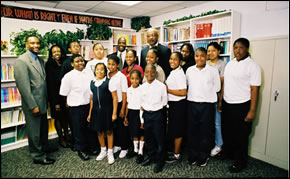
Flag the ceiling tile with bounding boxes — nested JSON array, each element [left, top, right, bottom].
[[55, 4, 90, 12], [133, 1, 173, 11], [56, 1, 102, 8], [179, 1, 210, 8], [90, 2, 129, 12], [15, 1, 58, 8], [111, 13, 133, 19], [119, 7, 151, 16], [159, 5, 185, 13], [140, 11, 165, 17], [167, 1, 186, 5]]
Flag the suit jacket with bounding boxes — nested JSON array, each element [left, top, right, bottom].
[[140, 44, 172, 78], [14, 51, 48, 114]]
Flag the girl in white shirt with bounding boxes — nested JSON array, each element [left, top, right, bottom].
[[165, 52, 187, 163], [107, 54, 129, 159], [85, 43, 108, 79], [124, 70, 145, 164], [186, 47, 220, 167]]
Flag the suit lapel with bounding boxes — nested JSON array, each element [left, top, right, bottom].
[[26, 51, 45, 79]]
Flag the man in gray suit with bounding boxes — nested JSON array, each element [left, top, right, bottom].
[[14, 36, 55, 165]]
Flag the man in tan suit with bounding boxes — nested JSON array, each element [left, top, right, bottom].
[[14, 36, 55, 165]]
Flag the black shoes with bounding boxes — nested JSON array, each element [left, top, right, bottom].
[[33, 158, 55, 165], [86, 149, 100, 156], [154, 162, 165, 173], [166, 153, 181, 163], [136, 154, 144, 164], [142, 158, 155, 166], [197, 158, 209, 167], [78, 151, 90, 161], [127, 151, 138, 159], [229, 162, 247, 173]]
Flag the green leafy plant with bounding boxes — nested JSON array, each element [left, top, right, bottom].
[[131, 16, 152, 32], [86, 21, 112, 40], [43, 28, 84, 54], [10, 28, 48, 56], [163, 9, 227, 25]]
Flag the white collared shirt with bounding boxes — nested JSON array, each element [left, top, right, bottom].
[[140, 79, 167, 111], [117, 51, 126, 66], [165, 66, 187, 101], [142, 64, 166, 83], [109, 71, 128, 103], [89, 77, 107, 95], [127, 86, 144, 123], [59, 69, 91, 106], [84, 58, 108, 79], [223, 57, 261, 104], [186, 65, 221, 103]]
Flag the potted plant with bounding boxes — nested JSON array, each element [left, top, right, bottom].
[[1, 40, 8, 55], [44, 28, 84, 54], [86, 21, 112, 40], [10, 28, 48, 56], [131, 16, 152, 32]]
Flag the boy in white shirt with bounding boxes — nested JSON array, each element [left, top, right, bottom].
[[140, 64, 167, 173], [186, 47, 220, 167]]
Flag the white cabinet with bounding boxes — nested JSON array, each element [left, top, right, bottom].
[[248, 35, 288, 170]]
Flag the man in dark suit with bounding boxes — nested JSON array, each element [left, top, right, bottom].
[[112, 37, 126, 71], [140, 28, 171, 78], [14, 36, 55, 165]]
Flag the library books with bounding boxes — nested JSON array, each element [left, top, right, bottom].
[[193, 16, 231, 39], [1, 63, 14, 81], [17, 125, 27, 141], [1, 109, 25, 126], [164, 26, 190, 42], [1, 87, 21, 107], [1, 127, 16, 145], [113, 33, 136, 45], [166, 43, 183, 53], [48, 118, 56, 133], [193, 39, 230, 55]]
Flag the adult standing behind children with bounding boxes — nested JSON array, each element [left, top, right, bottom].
[[218, 38, 261, 173], [206, 42, 226, 157], [45, 45, 71, 148], [140, 28, 171, 78], [14, 35, 55, 165]]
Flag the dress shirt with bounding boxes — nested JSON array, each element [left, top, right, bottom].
[[59, 69, 91, 106], [127, 86, 144, 123], [223, 57, 261, 104], [109, 71, 128, 103], [140, 79, 167, 111], [142, 64, 165, 83], [165, 66, 187, 101], [84, 58, 108, 79], [186, 65, 220, 103]]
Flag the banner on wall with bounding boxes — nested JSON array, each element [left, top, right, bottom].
[[1, 4, 123, 27]]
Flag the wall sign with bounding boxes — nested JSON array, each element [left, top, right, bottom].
[[1, 4, 123, 27]]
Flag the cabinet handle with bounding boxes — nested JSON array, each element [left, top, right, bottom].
[[274, 90, 279, 101]]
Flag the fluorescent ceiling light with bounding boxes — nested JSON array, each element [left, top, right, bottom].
[[108, 1, 141, 6]]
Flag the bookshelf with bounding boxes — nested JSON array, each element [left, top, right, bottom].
[[161, 9, 240, 63], [1, 55, 57, 153]]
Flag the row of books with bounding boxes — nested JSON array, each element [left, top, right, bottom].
[[219, 40, 231, 54], [193, 40, 231, 54], [193, 16, 231, 39], [1, 109, 25, 126], [1, 87, 21, 107], [1, 125, 28, 145], [113, 33, 137, 45], [140, 31, 161, 45], [164, 26, 190, 42], [1, 63, 14, 81], [166, 43, 184, 53]]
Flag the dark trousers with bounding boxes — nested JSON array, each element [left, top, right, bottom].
[[221, 99, 252, 165], [187, 101, 214, 162], [143, 109, 165, 162], [69, 104, 97, 152], [24, 111, 48, 160], [113, 102, 129, 150]]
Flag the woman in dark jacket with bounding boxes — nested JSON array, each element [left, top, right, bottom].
[[45, 45, 70, 148]]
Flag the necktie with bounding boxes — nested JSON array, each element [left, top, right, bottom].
[[35, 57, 43, 75], [119, 52, 123, 70]]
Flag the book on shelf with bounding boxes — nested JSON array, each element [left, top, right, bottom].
[[193, 16, 231, 39], [1, 109, 25, 126], [166, 43, 183, 53], [1, 127, 16, 145], [48, 118, 56, 133], [17, 125, 28, 141], [1, 87, 21, 107], [1, 63, 15, 81], [113, 33, 136, 45], [164, 26, 190, 42]]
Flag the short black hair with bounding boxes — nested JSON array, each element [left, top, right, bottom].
[[196, 47, 207, 54], [107, 54, 120, 65], [26, 35, 40, 42], [234, 38, 250, 48], [71, 54, 83, 62], [171, 51, 183, 63], [207, 42, 221, 51], [130, 69, 142, 84]]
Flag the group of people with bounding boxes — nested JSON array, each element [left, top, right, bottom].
[[14, 27, 261, 174]]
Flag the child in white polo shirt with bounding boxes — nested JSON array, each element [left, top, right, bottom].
[[186, 47, 220, 167]]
